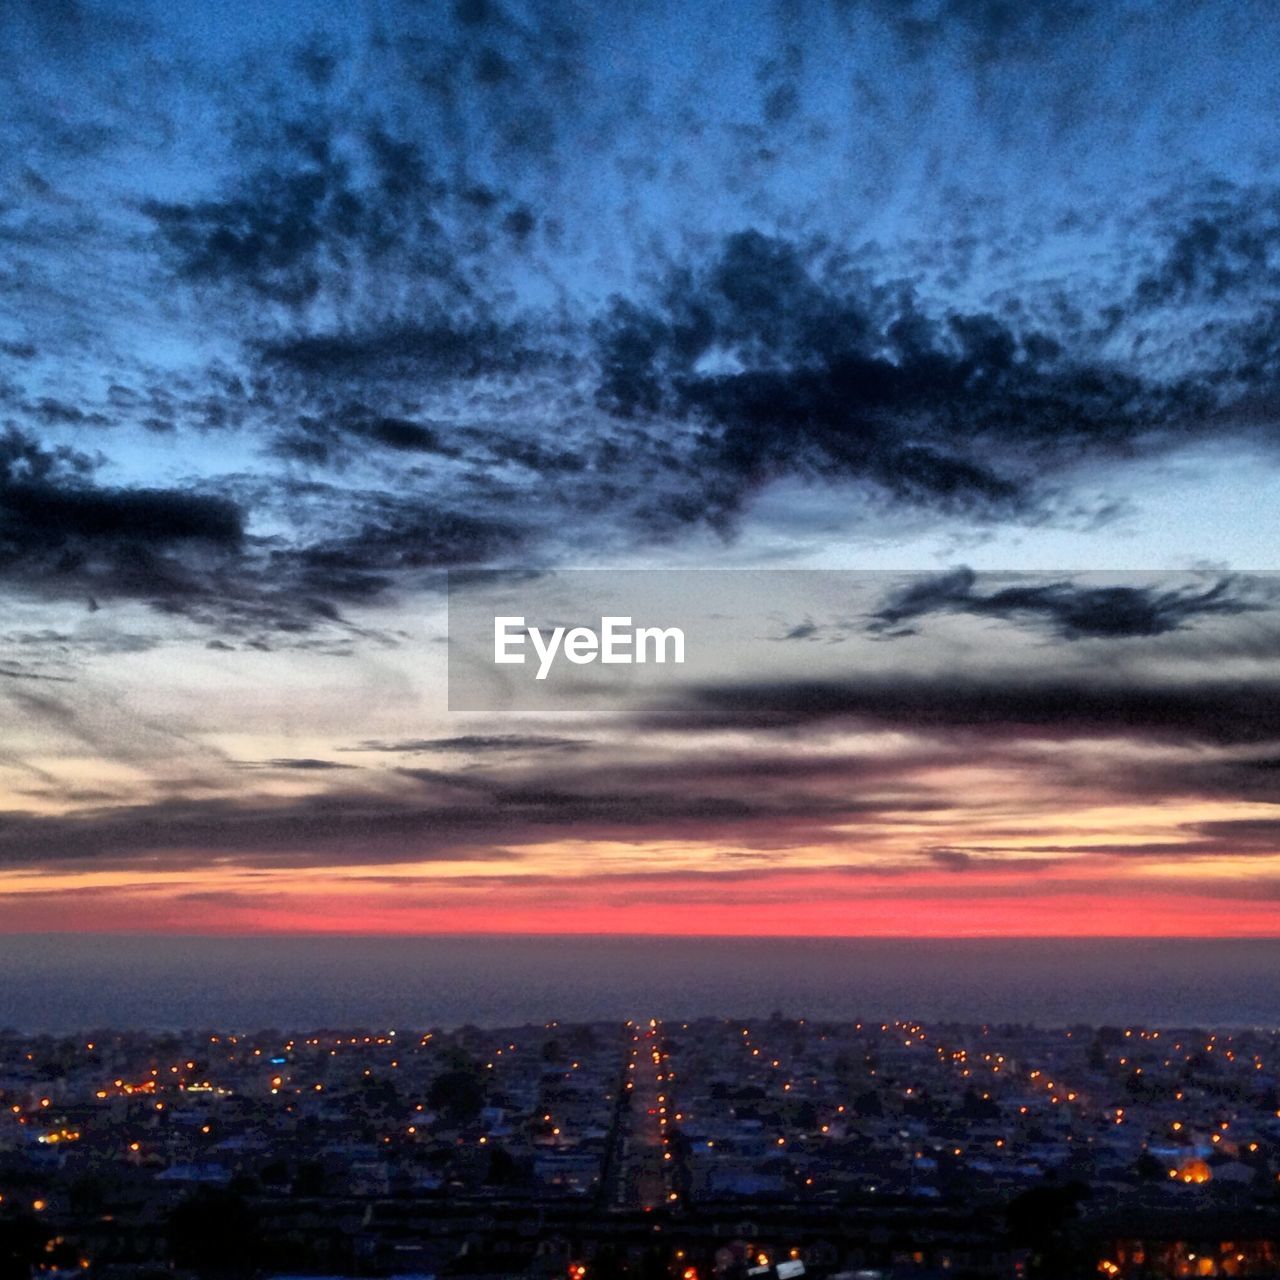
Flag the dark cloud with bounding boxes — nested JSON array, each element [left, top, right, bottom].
[[0, 767, 921, 869], [291, 502, 525, 580], [258, 757, 359, 770], [867, 568, 1267, 639], [591, 230, 1200, 529], [354, 417, 447, 453], [775, 618, 821, 642], [5, 719, 1270, 876], [875, 0, 1100, 63], [635, 674, 1280, 746], [141, 117, 481, 309], [1192, 817, 1280, 845], [926, 846, 973, 871], [0, 430, 454, 646], [135, 92, 1280, 563], [273, 404, 461, 466], [926, 816, 1280, 864], [0, 664, 73, 683], [0, 791, 515, 868], [257, 320, 543, 383], [0, 428, 243, 598], [2, 677, 1278, 876], [25, 397, 112, 428], [0, 439, 534, 640], [1, 483, 241, 550], [1135, 185, 1280, 309], [346, 735, 592, 753]]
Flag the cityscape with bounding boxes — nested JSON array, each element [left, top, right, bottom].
[[4, 1014, 1280, 1278]]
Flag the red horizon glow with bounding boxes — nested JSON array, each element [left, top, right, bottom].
[[3, 873, 1279, 937]]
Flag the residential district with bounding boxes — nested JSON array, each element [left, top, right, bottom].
[[3, 1016, 1280, 1279]]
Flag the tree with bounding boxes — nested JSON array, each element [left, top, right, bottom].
[[961, 1087, 1000, 1120], [854, 1088, 883, 1118], [167, 1187, 262, 1277], [293, 1160, 327, 1196], [1088, 1037, 1107, 1071], [428, 1065, 485, 1125], [68, 1174, 107, 1216], [485, 1143, 523, 1186], [1006, 1181, 1090, 1279], [0, 1213, 51, 1280]]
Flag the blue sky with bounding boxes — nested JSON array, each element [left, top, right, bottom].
[[6, 0, 1280, 602], [7, 0, 1280, 599]]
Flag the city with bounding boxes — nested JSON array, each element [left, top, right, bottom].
[[3, 1016, 1280, 1278]]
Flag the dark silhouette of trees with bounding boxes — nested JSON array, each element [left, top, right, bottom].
[[1088, 1037, 1107, 1071], [0, 1213, 50, 1280], [428, 1064, 486, 1125], [293, 1160, 327, 1196], [68, 1174, 107, 1216], [485, 1142, 529, 1187], [793, 1099, 819, 1131], [961, 1087, 1000, 1120], [853, 1088, 883, 1117], [167, 1187, 262, 1278], [1007, 1180, 1090, 1279]]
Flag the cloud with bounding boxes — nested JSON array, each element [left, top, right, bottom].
[[0, 790, 517, 868], [141, 119, 472, 309], [256, 321, 544, 383], [1, 673, 1277, 878], [922, 816, 1280, 864], [274, 409, 457, 465], [255, 757, 359, 771], [926, 846, 973, 871], [0, 729, 983, 873], [589, 230, 1203, 530], [2, 483, 241, 549], [0, 773, 902, 870], [291, 502, 526, 579], [1134, 184, 1280, 310], [346, 735, 592, 754], [867, 568, 1268, 639], [0, 412, 521, 639], [1191, 817, 1280, 846], [0, 427, 244, 602], [103, 11, 1280, 590], [774, 618, 822, 642], [635, 673, 1280, 746]]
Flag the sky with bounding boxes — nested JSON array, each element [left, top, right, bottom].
[[3, 0, 1280, 938]]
